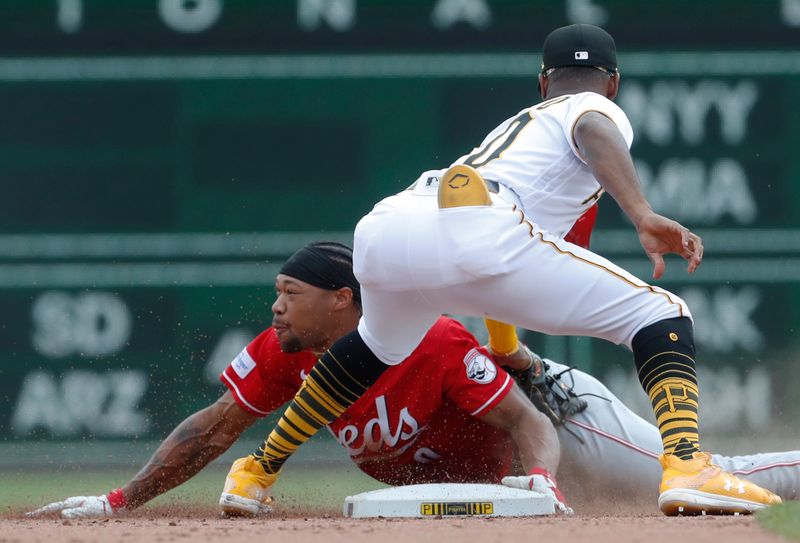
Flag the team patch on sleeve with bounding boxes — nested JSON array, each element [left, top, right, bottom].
[[231, 348, 257, 378], [463, 348, 497, 384]]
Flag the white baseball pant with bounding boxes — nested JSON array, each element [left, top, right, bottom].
[[353, 185, 689, 365]]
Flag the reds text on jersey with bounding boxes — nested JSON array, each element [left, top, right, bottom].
[[221, 317, 514, 485]]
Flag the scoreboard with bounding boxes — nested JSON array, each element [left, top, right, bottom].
[[1, 1, 800, 445], [1, 0, 799, 53]]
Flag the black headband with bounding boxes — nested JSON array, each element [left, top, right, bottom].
[[279, 245, 361, 306]]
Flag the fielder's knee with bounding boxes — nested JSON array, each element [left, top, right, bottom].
[[357, 319, 411, 365]]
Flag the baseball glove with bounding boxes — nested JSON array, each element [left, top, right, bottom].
[[505, 347, 588, 428]]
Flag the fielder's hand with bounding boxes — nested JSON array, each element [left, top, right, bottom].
[[27, 489, 127, 518], [635, 212, 703, 280], [501, 469, 574, 515]]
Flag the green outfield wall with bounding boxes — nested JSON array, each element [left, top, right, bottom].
[[1, 1, 799, 450]]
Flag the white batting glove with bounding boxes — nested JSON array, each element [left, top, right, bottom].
[[27, 489, 127, 518], [501, 469, 574, 515]]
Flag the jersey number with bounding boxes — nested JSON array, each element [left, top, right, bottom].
[[463, 111, 534, 168]]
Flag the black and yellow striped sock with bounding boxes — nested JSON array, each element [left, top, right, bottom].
[[253, 330, 387, 474], [632, 317, 700, 460]]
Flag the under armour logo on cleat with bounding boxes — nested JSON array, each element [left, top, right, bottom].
[[724, 478, 746, 494]]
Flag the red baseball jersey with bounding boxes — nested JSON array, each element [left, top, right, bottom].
[[221, 317, 515, 485]]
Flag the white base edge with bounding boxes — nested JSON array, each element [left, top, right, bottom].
[[343, 483, 556, 518]]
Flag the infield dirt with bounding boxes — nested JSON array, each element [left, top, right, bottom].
[[0, 504, 784, 543]]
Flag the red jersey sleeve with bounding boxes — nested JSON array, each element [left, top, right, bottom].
[[219, 328, 305, 417], [436, 318, 514, 418]]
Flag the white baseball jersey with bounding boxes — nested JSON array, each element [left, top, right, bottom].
[[353, 91, 681, 364], [453, 91, 633, 237]]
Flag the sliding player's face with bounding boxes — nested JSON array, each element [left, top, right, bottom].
[[271, 274, 340, 353]]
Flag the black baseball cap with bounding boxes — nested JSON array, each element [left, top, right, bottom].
[[541, 24, 618, 73]]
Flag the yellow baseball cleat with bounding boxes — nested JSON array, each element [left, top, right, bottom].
[[437, 164, 492, 209], [219, 455, 278, 517], [658, 452, 782, 515]]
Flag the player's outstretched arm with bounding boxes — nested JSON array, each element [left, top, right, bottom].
[[28, 391, 257, 517], [123, 391, 257, 508], [480, 385, 572, 514], [574, 112, 703, 279], [481, 385, 559, 473]]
